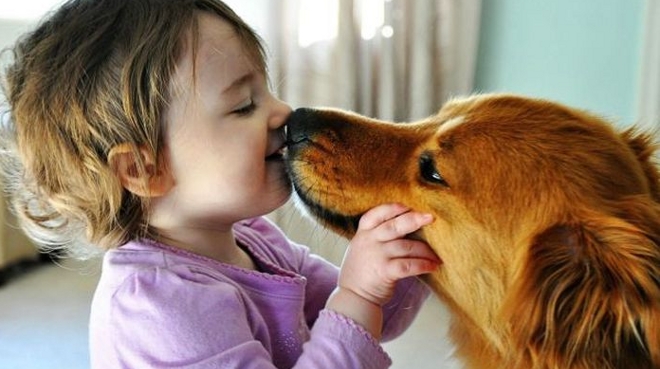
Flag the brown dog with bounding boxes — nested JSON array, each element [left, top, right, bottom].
[[284, 93, 660, 369]]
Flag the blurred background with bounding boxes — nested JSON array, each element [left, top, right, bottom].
[[0, 0, 657, 368]]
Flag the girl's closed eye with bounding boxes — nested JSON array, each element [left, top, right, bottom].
[[232, 98, 257, 116]]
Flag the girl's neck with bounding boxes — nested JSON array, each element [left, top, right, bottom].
[[151, 227, 257, 270]]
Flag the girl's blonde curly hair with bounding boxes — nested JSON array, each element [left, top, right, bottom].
[[0, 0, 266, 259]]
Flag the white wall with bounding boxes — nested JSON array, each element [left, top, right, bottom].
[[0, 19, 36, 57]]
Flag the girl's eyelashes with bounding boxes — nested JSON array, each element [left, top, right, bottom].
[[232, 99, 257, 116]]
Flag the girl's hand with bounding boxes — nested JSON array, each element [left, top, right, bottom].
[[325, 203, 441, 339], [340, 203, 440, 304]]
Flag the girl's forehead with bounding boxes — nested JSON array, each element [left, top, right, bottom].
[[183, 13, 263, 77], [196, 13, 240, 55], [172, 14, 259, 89]]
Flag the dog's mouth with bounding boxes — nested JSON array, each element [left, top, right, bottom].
[[266, 126, 288, 162], [293, 184, 430, 243], [265, 145, 286, 161], [283, 114, 363, 235], [290, 179, 362, 236]]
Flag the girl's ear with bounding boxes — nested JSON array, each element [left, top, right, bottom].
[[107, 143, 174, 197]]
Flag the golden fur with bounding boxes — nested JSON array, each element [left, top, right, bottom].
[[284, 93, 660, 369]]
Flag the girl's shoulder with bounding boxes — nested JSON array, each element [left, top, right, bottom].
[[234, 216, 312, 273], [103, 222, 311, 292], [100, 239, 243, 292]]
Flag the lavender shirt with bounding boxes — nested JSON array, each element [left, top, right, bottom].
[[89, 216, 430, 368]]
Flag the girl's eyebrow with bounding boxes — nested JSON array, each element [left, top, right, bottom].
[[221, 72, 254, 95]]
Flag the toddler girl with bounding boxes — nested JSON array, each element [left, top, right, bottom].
[[1, 0, 440, 368]]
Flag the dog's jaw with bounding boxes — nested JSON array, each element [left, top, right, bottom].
[[289, 179, 361, 237]]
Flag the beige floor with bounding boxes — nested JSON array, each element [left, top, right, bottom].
[[0, 259, 463, 369]]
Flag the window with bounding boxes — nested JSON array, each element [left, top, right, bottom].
[[0, 0, 65, 19], [297, 0, 391, 47]]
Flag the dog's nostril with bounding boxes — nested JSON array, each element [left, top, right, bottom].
[[285, 136, 309, 147], [285, 125, 310, 146], [285, 107, 320, 145]]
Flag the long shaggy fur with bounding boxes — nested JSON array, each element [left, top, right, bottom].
[[284, 93, 660, 369]]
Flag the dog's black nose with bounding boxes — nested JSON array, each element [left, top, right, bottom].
[[285, 107, 318, 146]]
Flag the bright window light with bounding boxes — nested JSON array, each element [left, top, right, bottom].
[[298, 0, 387, 46], [298, 0, 338, 48], [360, 0, 385, 40], [381, 25, 393, 38], [0, 0, 66, 20]]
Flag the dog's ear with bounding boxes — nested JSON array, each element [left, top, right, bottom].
[[503, 201, 660, 368], [621, 128, 660, 203]]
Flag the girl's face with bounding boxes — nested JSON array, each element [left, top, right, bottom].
[[153, 13, 292, 231]]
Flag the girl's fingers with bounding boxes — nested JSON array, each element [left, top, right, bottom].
[[358, 203, 410, 231], [374, 212, 434, 242], [382, 239, 440, 262], [357, 204, 434, 241], [385, 258, 440, 279]]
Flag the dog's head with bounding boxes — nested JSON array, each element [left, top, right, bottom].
[[285, 93, 660, 368]]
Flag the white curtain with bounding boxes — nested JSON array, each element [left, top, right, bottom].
[[638, 0, 660, 130], [263, 0, 481, 120], [251, 0, 482, 262]]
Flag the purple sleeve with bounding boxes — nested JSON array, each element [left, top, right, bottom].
[[297, 251, 339, 326], [296, 248, 431, 342], [95, 267, 274, 368], [94, 266, 392, 369], [245, 217, 430, 336], [249, 218, 431, 341], [298, 310, 392, 369], [238, 217, 339, 326], [380, 276, 431, 341], [236, 217, 430, 364]]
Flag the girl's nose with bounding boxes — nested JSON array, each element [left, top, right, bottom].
[[269, 97, 292, 129]]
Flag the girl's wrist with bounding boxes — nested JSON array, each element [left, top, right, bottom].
[[325, 287, 384, 340]]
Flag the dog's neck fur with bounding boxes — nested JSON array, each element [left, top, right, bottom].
[[423, 227, 514, 358]]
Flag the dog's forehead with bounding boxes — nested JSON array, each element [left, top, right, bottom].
[[436, 115, 465, 135], [433, 94, 596, 140]]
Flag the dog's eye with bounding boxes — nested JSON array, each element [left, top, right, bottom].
[[419, 154, 448, 187]]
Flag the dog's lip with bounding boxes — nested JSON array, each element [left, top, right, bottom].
[[265, 143, 286, 161], [266, 126, 288, 161]]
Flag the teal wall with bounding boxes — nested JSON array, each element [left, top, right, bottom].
[[474, 0, 645, 125]]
